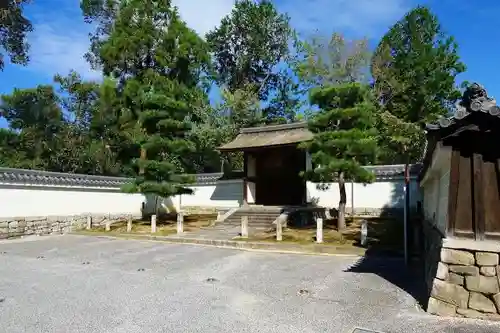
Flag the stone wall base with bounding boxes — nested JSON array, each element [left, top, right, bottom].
[[427, 238, 500, 321], [0, 213, 141, 239]]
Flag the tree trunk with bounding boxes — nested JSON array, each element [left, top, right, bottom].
[[338, 172, 347, 231]]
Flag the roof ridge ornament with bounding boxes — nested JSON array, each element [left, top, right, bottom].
[[453, 100, 468, 120], [426, 82, 500, 131], [460, 82, 498, 113]]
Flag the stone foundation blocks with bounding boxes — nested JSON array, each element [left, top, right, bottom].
[[441, 249, 475, 265], [0, 214, 139, 238], [466, 275, 499, 295], [427, 297, 457, 317], [431, 279, 469, 308], [426, 241, 500, 321], [476, 252, 499, 266], [469, 292, 497, 313]]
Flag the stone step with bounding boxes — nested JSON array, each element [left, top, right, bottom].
[[217, 206, 284, 229], [225, 214, 279, 222]]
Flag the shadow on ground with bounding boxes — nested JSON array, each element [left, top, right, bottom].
[[344, 248, 427, 309]]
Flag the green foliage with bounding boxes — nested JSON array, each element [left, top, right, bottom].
[[93, 0, 210, 197], [186, 84, 265, 173], [0, 69, 137, 175], [206, 0, 293, 100], [376, 111, 425, 164], [263, 68, 303, 124], [302, 82, 378, 184], [293, 32, 371, 89], [80, 0, 119, 70], [371, 5, 465, 163], [0, 0, 32, 70], [186, 103, 232, 173], [0, 85, 64, 170], [302, 82, 378, 230], [0, 1, 469, 207]]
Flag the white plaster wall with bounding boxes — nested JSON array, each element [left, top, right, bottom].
[[420, 143, 452, 233], [0, 173, 418, 217], [421, 169, 450, 234], [246, 182, 256, 204], [307, 179, 420, 210], [174, 180, 243, 210], [0, 187, 145, 218], [423, 180, 437, 222], [0, 180, 244, 218], [437, 169, 450, 233]]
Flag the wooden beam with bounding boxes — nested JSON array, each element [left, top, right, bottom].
[[455, 154, 474, 238], [472, 153, 485, 240]]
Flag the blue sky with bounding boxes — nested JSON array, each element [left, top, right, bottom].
[[1, 0, 500, 127]]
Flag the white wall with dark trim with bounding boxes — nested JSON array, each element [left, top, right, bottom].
[[0, 165, 419, 218]]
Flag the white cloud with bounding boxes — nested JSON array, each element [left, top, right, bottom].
[[173, 0, 234, 36], [23, 0, 99, 80], [25, 0, 234, 79], [28, 0, 407, 80], [27, 22, 100, 81], [278, 0, 410, 38]]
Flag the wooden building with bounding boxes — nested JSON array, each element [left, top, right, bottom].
[[218, 122, 313, 207], [421, 83, 500, 241]]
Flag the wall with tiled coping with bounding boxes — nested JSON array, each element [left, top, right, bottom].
[[0, 165, 420, 238]]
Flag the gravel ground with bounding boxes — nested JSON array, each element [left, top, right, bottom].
[[0, 235, 499, 333]]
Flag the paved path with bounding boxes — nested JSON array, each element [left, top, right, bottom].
[[0, 235, 499, 333]]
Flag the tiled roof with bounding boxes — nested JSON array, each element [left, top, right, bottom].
[[426, 83, 500, 132], [364, 164, 421, 179], [0, 168, 130, 188], [0, 164, 416, 190], [0, 168, 224, 188], [421, 83, 500, 181], [192, 173, 223, 185]]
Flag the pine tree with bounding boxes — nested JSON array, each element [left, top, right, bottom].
[[0, 0, 32, 71], [302, 83, 378, 230], [95, 0, 210, 199], [371, 5, 465, 163], [206, 0, 293, 100]]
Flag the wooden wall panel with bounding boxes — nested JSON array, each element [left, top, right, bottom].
[[453, 154, 474, 238], [472, 154, 485, 240], [483, 159, 500, 240]]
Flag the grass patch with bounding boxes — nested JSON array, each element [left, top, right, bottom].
[[83, 213, 217, 236], [241, 216, 407, 255]]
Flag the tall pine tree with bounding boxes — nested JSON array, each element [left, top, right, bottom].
[[371, 5, 465, 164], [96, 0, 210, 199], [302, 83, 378, 230]]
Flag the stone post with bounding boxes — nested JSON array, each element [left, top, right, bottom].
[[86, 215, 92, 230], [177, 212, 184, 234], [241, 215, 248, 238], [361, 219, 368, 246], [151, 214, 157, 233], [126, 216, 133, 233], [276, 217, 283, 241], [316, 217, 323, 244], [105, 221, 111, 232]]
